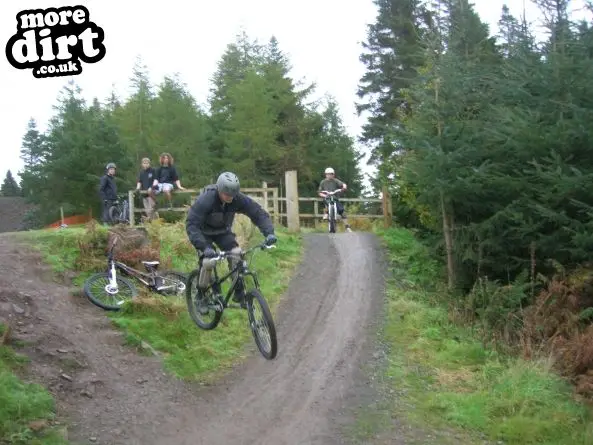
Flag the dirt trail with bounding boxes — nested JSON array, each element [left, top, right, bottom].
[[0, 232, 393, 445]]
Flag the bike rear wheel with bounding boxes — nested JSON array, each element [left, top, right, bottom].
[[246, 289, 277, 359], [83, 272, 138, 311], [185, 269, 222, 330]]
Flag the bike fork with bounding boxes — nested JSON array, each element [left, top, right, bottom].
[[108, 263, 118, 289]]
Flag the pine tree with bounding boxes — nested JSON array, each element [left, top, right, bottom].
[[1, 170, 21, 196]]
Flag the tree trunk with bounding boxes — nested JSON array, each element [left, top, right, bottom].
[[441, 190, 455, 290], [435, 77, 455, 289]]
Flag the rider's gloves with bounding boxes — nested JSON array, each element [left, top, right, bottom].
[[265, 234, 277, 246], [203, 247, 217, 258]]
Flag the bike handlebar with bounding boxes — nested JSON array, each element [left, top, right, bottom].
[[204, 241, 276, 263], [321, 189, 343, 196]]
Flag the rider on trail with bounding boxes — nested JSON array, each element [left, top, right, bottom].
[[318, 167, 352, 232], [185, 171, 277, 307]]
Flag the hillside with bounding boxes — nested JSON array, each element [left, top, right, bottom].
[[0, 197, 34, 233]]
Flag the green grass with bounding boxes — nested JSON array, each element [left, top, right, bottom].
[[371, 226, 593, 444], [21, 220, 303, 382], [0, 325, 69, 445]]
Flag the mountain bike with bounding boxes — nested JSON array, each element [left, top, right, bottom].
[[322, 189, 343, 233], [185, 240, 278, 360], [83, 236, 187, 311], [108, 194, 130, 224]]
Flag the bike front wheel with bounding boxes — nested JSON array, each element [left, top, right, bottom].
[[328, 204, 336, 233], [185, 269, 222, 330], [108, 205, 121, 223], [246, 289, 277, 359], [83, 272, 138, 311]]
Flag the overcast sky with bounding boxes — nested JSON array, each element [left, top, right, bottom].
[[0, 0, 589, 189]]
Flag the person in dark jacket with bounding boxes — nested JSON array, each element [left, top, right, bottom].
[[99, 162, 118, 224], [136, 157, 156, 220], [186, 171, 277, 306], [151, 152, 185, 209]]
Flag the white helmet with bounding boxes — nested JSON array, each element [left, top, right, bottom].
[[324, 167, 335, 174]]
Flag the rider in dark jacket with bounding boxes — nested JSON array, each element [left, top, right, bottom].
[[186, 171, 277, 304], [99, 162, 118, 224]]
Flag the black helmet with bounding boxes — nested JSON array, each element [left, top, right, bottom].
[[216, 172, 240, 197], [105, 162, 116, 170]]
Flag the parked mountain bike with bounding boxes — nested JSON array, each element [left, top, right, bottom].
[[108, 194, 130, 225], [322, 189, 343, 233], [185, 240, 278, 360], [83, 237, 187, 311]]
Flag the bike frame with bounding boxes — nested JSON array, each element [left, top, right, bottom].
[[110, 194, 130, 224], [114, 261, 158, 287], [200, 243, 275, 310], [105, 238, 177, 292], [323, 189, 342, 232]]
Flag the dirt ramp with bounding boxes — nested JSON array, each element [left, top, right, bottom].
[[160, 232, 387, 445]]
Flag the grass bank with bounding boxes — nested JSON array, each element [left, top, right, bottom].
[[0, 324, 68, 445], [21, 218, 303, 381], [370, 226, 593, 445]]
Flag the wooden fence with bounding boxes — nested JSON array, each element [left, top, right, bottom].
[[128, 170, 392, 231]]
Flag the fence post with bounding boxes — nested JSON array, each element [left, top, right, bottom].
[[272, 188, 279, 225], [382, 186, 392, 228], [262, 181, 269, 214], [285, 170, 300, 232], [128, 190, 135, 227], [60, 207, 64, 226]]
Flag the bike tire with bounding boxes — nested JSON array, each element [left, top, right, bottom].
[[328, 204, 336, 233], [83, 272, 138, 311], [157, 271, 187, 297], [246, 288, 278, 360], [108, 206, 120, 224], [185, 269, 222, 330]]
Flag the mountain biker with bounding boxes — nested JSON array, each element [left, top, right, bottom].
[[151, 152, 186, 209], [185, 171, 277, 307], [318, 167, 352, 232], [99, 162, 117, 225]]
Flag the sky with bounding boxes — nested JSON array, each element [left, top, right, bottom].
[[0, 0, 590, 191]]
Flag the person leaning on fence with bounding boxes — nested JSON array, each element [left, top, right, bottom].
[[99, 162, 118, 225], [151, 152, 185, 209], [136, 157, 156, 220]]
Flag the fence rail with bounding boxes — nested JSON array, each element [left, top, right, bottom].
[[127, 170, 392, 231]]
